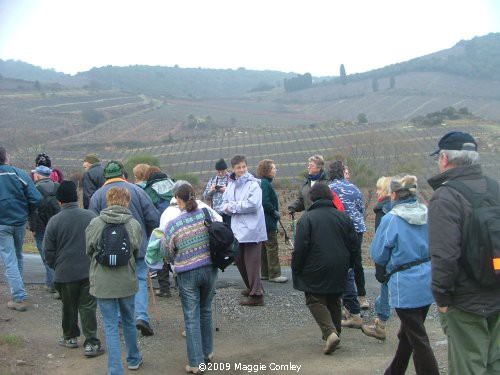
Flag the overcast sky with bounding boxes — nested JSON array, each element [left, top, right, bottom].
[[1, 0, 499, 77]]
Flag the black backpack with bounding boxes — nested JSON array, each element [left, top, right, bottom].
[[96, 223, 131, 267], [37, 184, 61, 225], [445, 176, 500, 288], [202, 208, 239, 271]]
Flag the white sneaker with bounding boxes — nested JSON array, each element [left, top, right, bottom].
[[358, 296, 370, 310], [269, 276, 288, 283]]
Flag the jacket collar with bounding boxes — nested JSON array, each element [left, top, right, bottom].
[[61, 202, 79, 210], [428, 164, 483, 191], [104, 177, 127, 185]]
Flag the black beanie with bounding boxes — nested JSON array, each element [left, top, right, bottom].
[[215, 158, 227, 171], [56, 180, 78, 203]]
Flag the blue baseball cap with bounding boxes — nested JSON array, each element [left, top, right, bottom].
[[430, 131, 477, 156], [31, 165, 52, 177]]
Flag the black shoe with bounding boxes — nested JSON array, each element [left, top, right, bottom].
[[136, 319, 154, 336]]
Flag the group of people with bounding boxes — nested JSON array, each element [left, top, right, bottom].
[[0, 129, 499, 375]]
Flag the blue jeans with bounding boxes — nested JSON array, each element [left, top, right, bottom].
[[97, 296, 141, 375], [177, 265, 218, 367], [0, 224, 27, 302], [134, 258, 149, 323], [34, 230, 54, 288], [375, 282, 391, 322], [342, 269, 361, 314]]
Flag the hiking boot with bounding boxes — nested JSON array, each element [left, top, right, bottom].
[[186, 364, 204, 374], [53, 291, 61, 300], [358, 296, 370, 310], [59, 337, 78, 348], [128, 358, 143, 370], [84, 343, 105, 357], [7, 300, 28, 312], [323, 332, 340, 354], [136, 319, 154, 336], [239, 295, 264, 306], [341, 312, 363, 328], [269, 276, 288, 283], [155, 289, 171, 298], [342, 306, 348, 320], [361, 318, 387, 340], [240, 289, 250, 297]]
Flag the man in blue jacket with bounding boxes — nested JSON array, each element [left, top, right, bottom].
[[90, 161, 160, 336], [0, 146, 42, 311]]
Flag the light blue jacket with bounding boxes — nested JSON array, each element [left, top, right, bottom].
[[370, 199, 434, 308], [222, 172, 267, 243]]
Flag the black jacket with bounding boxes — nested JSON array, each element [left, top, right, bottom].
[[291, 199, 358, 294], [28, 177, 59, 232], [288, 170, 328, 213], [43, 203, 97, 283], [428, 164, 500, 317], [373, 197, 391, 232], [83, 163, 105, 209]]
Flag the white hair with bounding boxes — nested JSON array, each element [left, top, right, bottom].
[[440, 148, 479, 166]]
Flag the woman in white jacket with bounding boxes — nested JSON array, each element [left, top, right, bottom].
[[223, 155, 267, 306]]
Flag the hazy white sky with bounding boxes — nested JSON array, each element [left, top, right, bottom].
[[1, 0, 499, 77]]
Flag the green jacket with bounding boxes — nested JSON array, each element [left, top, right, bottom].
[[261, 177, 279, 231], [86, 205, 143, 299]]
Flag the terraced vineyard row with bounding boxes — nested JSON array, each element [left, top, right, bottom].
[[44, 121, 500, 184]]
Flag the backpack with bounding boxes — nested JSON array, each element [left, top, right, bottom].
[[96, 223, 131, 267], [445, 176, 500, 288], [202, 208, 239, 271], [37, 184, 61, 225]]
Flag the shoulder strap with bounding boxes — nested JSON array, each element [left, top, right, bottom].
[[202, 207, 212, 225], [444, 180, 479, 208], [485, 176, 500, 202]]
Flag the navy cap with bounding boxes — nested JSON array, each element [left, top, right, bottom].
[[430, 131, 477, 156]]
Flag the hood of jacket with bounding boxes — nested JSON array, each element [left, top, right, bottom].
[[230, 172, 261, 187], [99, 205, 133, 224], [390, 199, 427, 225]]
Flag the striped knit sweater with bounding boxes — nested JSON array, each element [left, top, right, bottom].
[[163, 208, 212, 274]]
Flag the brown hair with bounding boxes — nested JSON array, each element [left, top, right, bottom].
[[230, 155, 247, 167], [256, 159, 274, 178], [309, 183, 333, 202], [144, 165, 161, 181], [133, 164, 150, 182], [106, 187, 131, 208], [175, 184, 198, 212]]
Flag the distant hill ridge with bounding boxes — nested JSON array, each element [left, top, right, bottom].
[[1, 33, 499, 98]]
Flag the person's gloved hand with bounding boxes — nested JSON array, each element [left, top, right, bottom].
[[272, 210, 281, 220], [375, 263, 388, 283]]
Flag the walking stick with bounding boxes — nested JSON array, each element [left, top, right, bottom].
[[147, 271, 160, 324], [213, 290, 220, 332], [278, 217, 294, 250]]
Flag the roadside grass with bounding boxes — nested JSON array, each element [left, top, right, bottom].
[[0, 334, 24, 348], [23, 243, 38, 254]]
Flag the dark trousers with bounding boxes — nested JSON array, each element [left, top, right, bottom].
[[54, 279, 100, 346], [385, 305, 439, 375], [261, 230, 282, 279], [157, 262, 170, 294], [353, 232, 366, 296], [236, 242, 263, 296], [305, 292, 342, 340]]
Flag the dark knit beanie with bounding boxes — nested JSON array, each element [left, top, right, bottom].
[[84, 153, 100, 164], [104, 161, 124, 179], [56, 180, 78, 203], [215, 158, 227, 171], [35, 153, 52, 168]]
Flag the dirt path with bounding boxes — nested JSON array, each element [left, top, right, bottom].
[[0, 279, 448, 375]]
